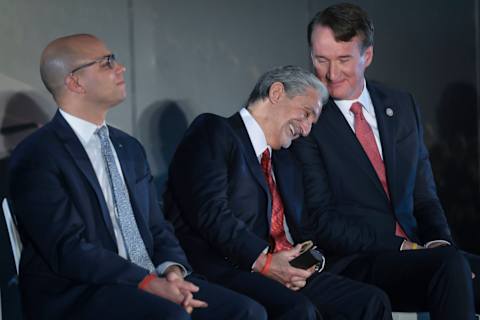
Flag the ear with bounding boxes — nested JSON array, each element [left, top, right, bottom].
[[362, 46, 374, 68], [268, 82, 285, 104], [64, 74, 86, 94]]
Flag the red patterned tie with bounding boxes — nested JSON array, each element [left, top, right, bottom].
[[261, 149, 293, 252], [350, 102, 407, 239]]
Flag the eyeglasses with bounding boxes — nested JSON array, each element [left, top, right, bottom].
[[70, 54, 117, 74]]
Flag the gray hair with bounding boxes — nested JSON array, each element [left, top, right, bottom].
[[246, 65, 329, 106]]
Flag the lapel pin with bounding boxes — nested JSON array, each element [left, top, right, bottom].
[[385, 108, 394, 117]]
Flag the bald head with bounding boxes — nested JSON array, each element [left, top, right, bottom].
[[40, 34, 99, 100]]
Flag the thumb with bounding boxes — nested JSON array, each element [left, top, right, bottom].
[[285, 244, 303, 259]]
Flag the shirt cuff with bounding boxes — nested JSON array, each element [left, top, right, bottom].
[[425, 240, 451, 248], [252, 246, 270, 271], [156, 262, 190, 277]]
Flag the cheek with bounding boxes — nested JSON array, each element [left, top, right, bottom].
[[314, 65, 328, 79]]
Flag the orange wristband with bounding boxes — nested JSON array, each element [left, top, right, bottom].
[[138, 274, 157, 290], [260, 253, 273, 275]]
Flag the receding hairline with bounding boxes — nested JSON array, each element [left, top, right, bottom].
[[39, 34, 102, 98]]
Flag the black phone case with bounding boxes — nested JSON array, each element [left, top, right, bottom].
[[289, 248, 324, 269]]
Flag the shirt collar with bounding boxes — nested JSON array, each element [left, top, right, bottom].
[[59, 108, 106, 146], [333, 79, 375, 117], [239, 108, 271, 159]]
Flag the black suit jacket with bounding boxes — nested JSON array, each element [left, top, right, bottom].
[[291, 81, 452, 270], [165, 113, 308, 278], [8, 111, 190, 319]]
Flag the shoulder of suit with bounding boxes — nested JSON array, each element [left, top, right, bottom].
[[11, 119, 56, 154], [187, 112, 231, 135], [366, 79, 413, 99], [191, 112, 227, 126]]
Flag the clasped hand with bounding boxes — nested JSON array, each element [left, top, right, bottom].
[[140, 268, 208, 314]]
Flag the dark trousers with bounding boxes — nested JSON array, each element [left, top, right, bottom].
[[213, 269, 392, 320], [73, 275, 267, 320], [463, 251, 480, 312], [336, 246, 476, 320]]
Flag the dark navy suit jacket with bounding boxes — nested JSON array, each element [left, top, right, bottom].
[[8, 111, 190, 319], [165, 113, 309, 279], [291, 81, 452, 271]]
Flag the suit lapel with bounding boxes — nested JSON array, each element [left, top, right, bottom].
[[322, 99, 386, 198], [51, 111, 116, 242], [272, 150, 302, 229], [367, 81, 397, 204], [227, 113, 272, 222]]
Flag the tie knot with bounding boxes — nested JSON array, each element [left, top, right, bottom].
[[96, 125, 109, 140], [261, 148, 271, 172], [350, 102, 363, 115]]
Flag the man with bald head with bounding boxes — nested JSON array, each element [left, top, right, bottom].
[[8, 34, 266, 320]]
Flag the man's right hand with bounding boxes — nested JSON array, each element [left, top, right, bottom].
[[400, 240, 425, 251], [254, 244, 314, 291], [139, 274, 208, 314]]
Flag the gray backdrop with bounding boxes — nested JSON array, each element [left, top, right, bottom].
[[1, 1, 479, 318]]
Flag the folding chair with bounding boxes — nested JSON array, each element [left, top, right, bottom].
[[2, 198, 21, 274]]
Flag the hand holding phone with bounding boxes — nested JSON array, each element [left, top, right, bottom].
[[289, 241, 325, 272]]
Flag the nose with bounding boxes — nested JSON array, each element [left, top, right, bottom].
[[326, 62, 338, 81], [115, 62, 126, 73]]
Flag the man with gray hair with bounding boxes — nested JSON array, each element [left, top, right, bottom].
[[164, 65, 393, 319]]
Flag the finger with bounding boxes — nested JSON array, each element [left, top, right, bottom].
[[288, 267, 312, 279], [473, 272, 476, 279], [181, 291, 193, 308], [184, 306, 193, 314], [188, 298, 208, 309], [176, 280, 200, 293], [290, 276, 307, 283], [306, 266, 316, 274], [166, 271, 182, 282], [286, 244, 303, 258], [289, 280, 307, 289]]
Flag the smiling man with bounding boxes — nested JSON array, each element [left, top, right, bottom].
[[164, 65, 393, 320], [8, 34, 267, 320], [291, 3, 480, 319]]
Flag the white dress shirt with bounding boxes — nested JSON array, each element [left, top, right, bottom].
[[59, 109, 185, 275], [239, 108, 294, 245], [334, 79, 383, 159]]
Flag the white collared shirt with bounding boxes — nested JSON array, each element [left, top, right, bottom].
[[334, 79, 384, 159], [239, 108, 294, 245], [59, 108, 129, 259], [59, 109, 184, 275]]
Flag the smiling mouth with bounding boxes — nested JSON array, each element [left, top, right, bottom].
[[327, 80, 345, 88], [289, 124, 301, 138]]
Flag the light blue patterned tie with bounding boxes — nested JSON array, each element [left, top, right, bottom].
[[96, 126, 155, 272]]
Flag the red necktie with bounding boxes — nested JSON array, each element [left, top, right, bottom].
[[350, 102, 407, 239], [261, 149, 293, 252]]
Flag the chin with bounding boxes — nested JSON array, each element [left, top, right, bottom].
[[281, 140, 292, 149]]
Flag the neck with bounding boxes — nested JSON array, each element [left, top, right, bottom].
[[60, 103, 107, 126]]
